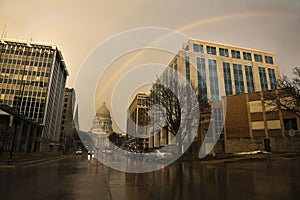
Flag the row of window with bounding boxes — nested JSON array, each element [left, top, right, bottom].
[[223, 64, 277, 95], [183, 57, 277, 101], [1, 69, 50, 77], [0, 47, 54, 57], [0, 89, 47, 97], [0, 58, 53, 67], [0, 77, 49, 87], [190, 43, 274, 64]]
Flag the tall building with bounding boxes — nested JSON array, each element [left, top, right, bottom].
[[164, 39, 280, 101], [127, 39, 283, 153], [0, 39, 68, 151], [60, 88, 77, 153], [165, 39, 282, 153]]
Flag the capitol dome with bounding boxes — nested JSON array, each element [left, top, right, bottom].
[[96, 101, 113, 134], [96, 101, 111, 117]]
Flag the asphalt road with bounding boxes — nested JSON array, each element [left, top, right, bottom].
[[0, 156, 300, 200]]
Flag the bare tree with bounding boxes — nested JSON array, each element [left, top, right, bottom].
[[263, 67, 300, 117], [148, 76, 211, 155]]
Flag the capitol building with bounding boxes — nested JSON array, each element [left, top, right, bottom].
[[90, 102, 114, 150], [95, 101, 113, 135]]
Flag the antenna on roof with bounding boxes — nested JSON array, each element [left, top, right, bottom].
[[1, 25, 7, 39]]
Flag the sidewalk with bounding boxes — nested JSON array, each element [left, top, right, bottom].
[[1, 151, 299, 168], [0, 151, 72, 168], [179, 152, 300, 164]]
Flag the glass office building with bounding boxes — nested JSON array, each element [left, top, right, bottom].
[[0, 39, 68, 151], [166, 39, 280, 102]]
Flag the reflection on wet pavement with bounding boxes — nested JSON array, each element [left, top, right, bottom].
[[0, 156, 299, 200]]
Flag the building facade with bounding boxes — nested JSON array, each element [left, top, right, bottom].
[[0, 39, 68, 151], [127, 39, 291, 155], [126, 93, 152, 151], [165, 39, 280, 101], [219, 90, 300, 153], [158, 39, 282, 153], [60, 88, 77, 153]]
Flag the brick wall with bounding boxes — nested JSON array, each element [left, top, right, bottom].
[[225, 95, 250, 138], [224, 138, 264, 153]]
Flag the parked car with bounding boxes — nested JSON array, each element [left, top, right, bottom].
[[155, 150, 173, 160], [146, 149, 173, 161], [102, 149, 113, 154], [75, 149, 82, 155]]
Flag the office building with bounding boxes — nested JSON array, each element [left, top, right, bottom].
[[165, 39, 280, 101], [0, 39, 68, 151], [127, 39, 288, 154]]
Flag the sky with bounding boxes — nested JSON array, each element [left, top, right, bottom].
[[1, 0, 300, 132]]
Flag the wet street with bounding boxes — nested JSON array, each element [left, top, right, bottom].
[[0, 156, 299, 200]]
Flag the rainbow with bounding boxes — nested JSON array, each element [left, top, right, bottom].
[[95, 11, 298, 109]]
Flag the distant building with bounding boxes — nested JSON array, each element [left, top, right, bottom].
[[60, 88, 77, 153], [96, 102, 113, 136], [126, 93, 153, 151], [0, 39, 68, 152], [90, 116, 109, 149]]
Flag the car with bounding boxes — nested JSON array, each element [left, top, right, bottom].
[[154, 150, 173, 160], [146, 149, 173, 161], [75, 149, 82, 155], [102, 149, 113, 154]]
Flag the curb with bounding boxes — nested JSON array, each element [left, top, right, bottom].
[[197, 153, 300, 165], [0, 155, 74, 169]]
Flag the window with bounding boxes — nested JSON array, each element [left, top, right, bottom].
[[206, 46, 216, 55], [219, 48, 228, 57], [259, 67, 268, 91], [268, 68, 277, 90], [213, 108, 224, 140], [245, 65, 255, 93], [173, 59, 178, 95], [254, 54, 263, 62], [197, 57, 207, 100], [243, 52, 252, 61], [231, 50, 240, 59], [223, 62, 232, 95], [184, 45, 189, 51], [185, 56, 190, 82], [284, 118, 298, 130], [193, 43, 204, 53], [209, 59, 219, 101], [233, 64, 245, 94], [265, 56, 273, 64]]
